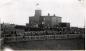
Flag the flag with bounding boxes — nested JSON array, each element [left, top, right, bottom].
[[36, 3, 39, 6]]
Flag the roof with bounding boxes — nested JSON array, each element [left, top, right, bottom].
[[41, 16, 62, 18]]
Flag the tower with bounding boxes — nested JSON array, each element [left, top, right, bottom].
[[35, 10, 41, 16], [28, 3, 43, 27], [34, 3, 43, 25], [35, 3, 41, 16]]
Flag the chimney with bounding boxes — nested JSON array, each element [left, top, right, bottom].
[[48, 13, 50, 16], [53, 14, 55, 16]]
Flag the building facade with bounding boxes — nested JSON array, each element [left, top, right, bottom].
[[27, 9, 62, 27]]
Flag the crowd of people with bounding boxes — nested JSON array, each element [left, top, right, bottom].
[[1, 23, 85, 41], [1, 26, 85, 38], [1, 24, 85, 43]]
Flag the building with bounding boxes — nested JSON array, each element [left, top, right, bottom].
[[1, 23, 16, 31], [0, 24, 1, 38], [58, 23, 70, 27], [27, 9, 62, 27]]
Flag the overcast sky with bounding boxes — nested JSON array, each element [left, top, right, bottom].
[[0, 0, 86, 27]]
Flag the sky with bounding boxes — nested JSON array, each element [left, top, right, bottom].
[[0, 0, 86, 27]]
